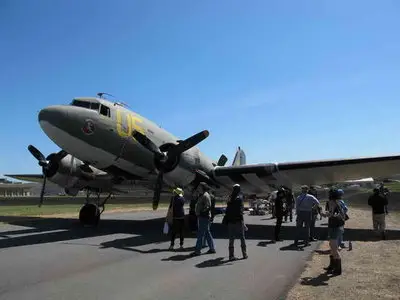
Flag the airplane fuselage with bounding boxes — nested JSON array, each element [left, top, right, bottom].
[[38, 97, 218, 192]]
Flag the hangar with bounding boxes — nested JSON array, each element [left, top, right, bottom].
[[0, 178, 37, 197]]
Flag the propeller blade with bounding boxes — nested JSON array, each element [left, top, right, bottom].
[[168, 130, 209, 158], [132, 130, 164, 159], [39, 175, 47, 207], [152, 173, 163, 210], [28, 145, 47, 165], [217, 154, 228, 166]]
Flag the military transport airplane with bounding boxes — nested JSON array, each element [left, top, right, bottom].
[[6, 93, 400, 226]]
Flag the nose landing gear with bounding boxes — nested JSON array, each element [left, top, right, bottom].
[[79, 190, 112, 226]]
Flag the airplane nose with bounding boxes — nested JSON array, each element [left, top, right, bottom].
[[38, 105, 69, 128]]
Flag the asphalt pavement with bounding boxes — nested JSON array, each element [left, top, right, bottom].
[[0, 210, 325, 300]]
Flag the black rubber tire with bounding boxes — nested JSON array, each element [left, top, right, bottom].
[[79, 203, 100, 226]]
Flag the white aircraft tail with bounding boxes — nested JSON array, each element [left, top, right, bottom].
[[232, 147, 246, 166]]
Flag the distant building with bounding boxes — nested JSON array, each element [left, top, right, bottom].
[[0, 178, 37, 197]]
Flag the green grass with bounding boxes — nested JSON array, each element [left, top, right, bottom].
[[0, 203, 169, 217], [383, 182, 400, 192]]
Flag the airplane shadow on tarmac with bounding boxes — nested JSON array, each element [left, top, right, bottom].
[[0, 215, 399, 256]]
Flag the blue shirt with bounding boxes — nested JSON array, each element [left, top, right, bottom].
[[296, 193, 320, 212]]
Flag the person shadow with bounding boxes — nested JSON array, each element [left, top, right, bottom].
[[195, 257, 233, 268], [300, 273, 330, 286], [300, 271, 341, 286], [161, 254, 194, 262], [257, 241, 276, 247]]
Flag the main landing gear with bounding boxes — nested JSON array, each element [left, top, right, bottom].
[[79, 190, 112, 226]]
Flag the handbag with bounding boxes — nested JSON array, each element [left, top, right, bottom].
[[163, 221, 169, 235], [328, 204, 345, 228]]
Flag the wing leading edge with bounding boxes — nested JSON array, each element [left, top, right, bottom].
[[4, 174, 44, 183], [213, 154, 400, 193]]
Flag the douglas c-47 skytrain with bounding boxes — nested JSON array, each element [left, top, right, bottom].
[[7, 93, 400, 226]]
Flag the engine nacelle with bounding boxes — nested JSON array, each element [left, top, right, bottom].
[[46, 153, 111, 192], [163, 165, 196, 188], [64, 187, 80, 196]]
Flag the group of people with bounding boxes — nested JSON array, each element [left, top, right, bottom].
[[166, 180, 390, 274], [167, 182, 248, 261], [272, 185, 348, 276]]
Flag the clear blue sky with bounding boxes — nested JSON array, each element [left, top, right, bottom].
[[1, 0, 400, 176]]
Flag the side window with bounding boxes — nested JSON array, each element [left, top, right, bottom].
[[100, 105, 110, 117]]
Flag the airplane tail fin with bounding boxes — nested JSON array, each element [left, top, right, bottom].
[[232, 147, 246, 166]]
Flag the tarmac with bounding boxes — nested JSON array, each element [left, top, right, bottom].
[[0, 210, 325, 300]]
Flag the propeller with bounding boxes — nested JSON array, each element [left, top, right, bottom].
[[28, 145, 66, 207], [132, 130, 209, 209]]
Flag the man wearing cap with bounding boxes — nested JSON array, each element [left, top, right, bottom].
[[368, 187, 389, 240], [294, 185, 320, 247], [191, 182, 216, 256], [336, 189, 348, 249], [224, 183, 248, 260], [168, 187, 186, 250]]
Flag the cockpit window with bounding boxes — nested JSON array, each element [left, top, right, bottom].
[[72, 100, 91, 108], [100, 105, 110, 117], [71, 100, 100, 112]]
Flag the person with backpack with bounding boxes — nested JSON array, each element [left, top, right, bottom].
[[323, 188, 346, 275], [336, 189, 348, 249], [223, 184, 248, 261]]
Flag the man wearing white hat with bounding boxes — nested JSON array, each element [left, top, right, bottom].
[[168, 187, 186, 250]]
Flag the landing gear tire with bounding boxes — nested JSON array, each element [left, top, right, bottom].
[[79, 203, 100, 227]]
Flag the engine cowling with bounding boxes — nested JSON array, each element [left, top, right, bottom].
[[28, 145, 114, 206], [45, 152, 111, 193]]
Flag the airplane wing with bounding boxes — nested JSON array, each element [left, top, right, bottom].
[[213, 154, 400, 194], [5, 174, 44, 183], [4, 174, 169, 196]]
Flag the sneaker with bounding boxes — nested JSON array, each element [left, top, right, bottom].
[[206, 249, 216, 254]]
